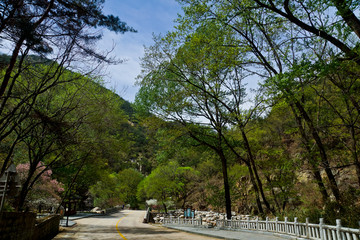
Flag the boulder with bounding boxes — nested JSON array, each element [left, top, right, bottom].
[[90, 207, 101, 213]]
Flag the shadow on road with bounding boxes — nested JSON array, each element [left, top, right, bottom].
[[60, 224, 114, 233], [117, 226, 179, 235], [57, 223, 178, 237], [90, 214, 120, 219]]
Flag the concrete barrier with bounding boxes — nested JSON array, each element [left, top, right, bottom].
[[33, 214, 60, 240], [0, 212, 59, 240]]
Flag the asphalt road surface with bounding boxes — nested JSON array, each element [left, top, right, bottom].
[[53, 210, 221, 240]]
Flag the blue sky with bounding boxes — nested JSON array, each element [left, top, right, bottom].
[[99, 0, 183, 102]]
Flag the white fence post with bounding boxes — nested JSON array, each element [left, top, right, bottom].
[[336, 219, 342, 240], [276, 217, 279, 232], [247, 216, 250, 230], [319, 218, 324, 240], [306, 218, 309, 238], [266, 217, 269, 231], [285, 217, 288, 234], [294, 217, 299, 237], [256, 217, 259, 230]]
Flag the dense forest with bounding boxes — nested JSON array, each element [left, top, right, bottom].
[[1, 0, 360, 229]]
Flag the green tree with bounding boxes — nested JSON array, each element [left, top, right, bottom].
[[174, 166, 199, 208], [136, 15, 282, 215], [117, 169, 143, 209], [89, 172, 120, 208], [0, 0, 135, 98], [176, 0, 355, 205], [139, 162, 179, 213], [54, 79, 138, 211], [138, 161, 198, 212], [9, 67, 97, 210], [0, 0, 136, 176]]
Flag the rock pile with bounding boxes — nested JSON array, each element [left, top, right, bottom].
[[153, 209, 253, 227]]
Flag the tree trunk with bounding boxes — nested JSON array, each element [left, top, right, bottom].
[[16, 164, 37, 211], [290, 103, 329, 202], [218, 150, 232, 220], [163, 202, 167, 214], [0, 37, 25, 100], [241, 128, 274, 214], [331, 0, 360, 40], [0, 137, 19, 175], [56, 157, 86, 214], [0, 0, 54, 101], [221, 128, 264, 215], [246, 161, 264, 215], [294, 100, 341, 202], [349, 125, 360, 186]]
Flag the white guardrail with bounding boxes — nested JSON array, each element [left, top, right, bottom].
[[163, 216, 360, 240]]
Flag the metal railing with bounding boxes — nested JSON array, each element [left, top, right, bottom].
[[164, 216, 360, 240]]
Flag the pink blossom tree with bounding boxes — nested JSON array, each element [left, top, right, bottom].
[[16, 162, 64, 210]]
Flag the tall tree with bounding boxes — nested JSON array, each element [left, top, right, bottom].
[[0, 0, 136, 173], [136, 19, 278, 215], [176, 0, 354, 204]]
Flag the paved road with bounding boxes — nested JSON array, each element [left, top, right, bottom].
[[54, 210, 220, 240], [54, 210, 287, 240]]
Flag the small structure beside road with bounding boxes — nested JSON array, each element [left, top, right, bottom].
[[143, 207, 155, 223]]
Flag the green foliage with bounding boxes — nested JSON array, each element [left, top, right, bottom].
[[322, 188, 360, 228], [279, 188, 360, 228], [117, 169, 144, 209], [138, 162, 178, 209], [0, 54, 156, 211], [138, 161, 199, 210], [89, 172, 120, 208], [89, 169, 143, 209]]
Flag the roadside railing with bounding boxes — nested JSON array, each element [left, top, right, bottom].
[[164, 216, 360, 240], [163, 216, 202, 226]]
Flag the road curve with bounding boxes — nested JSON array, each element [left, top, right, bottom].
[[54, 210, 221, 240]]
